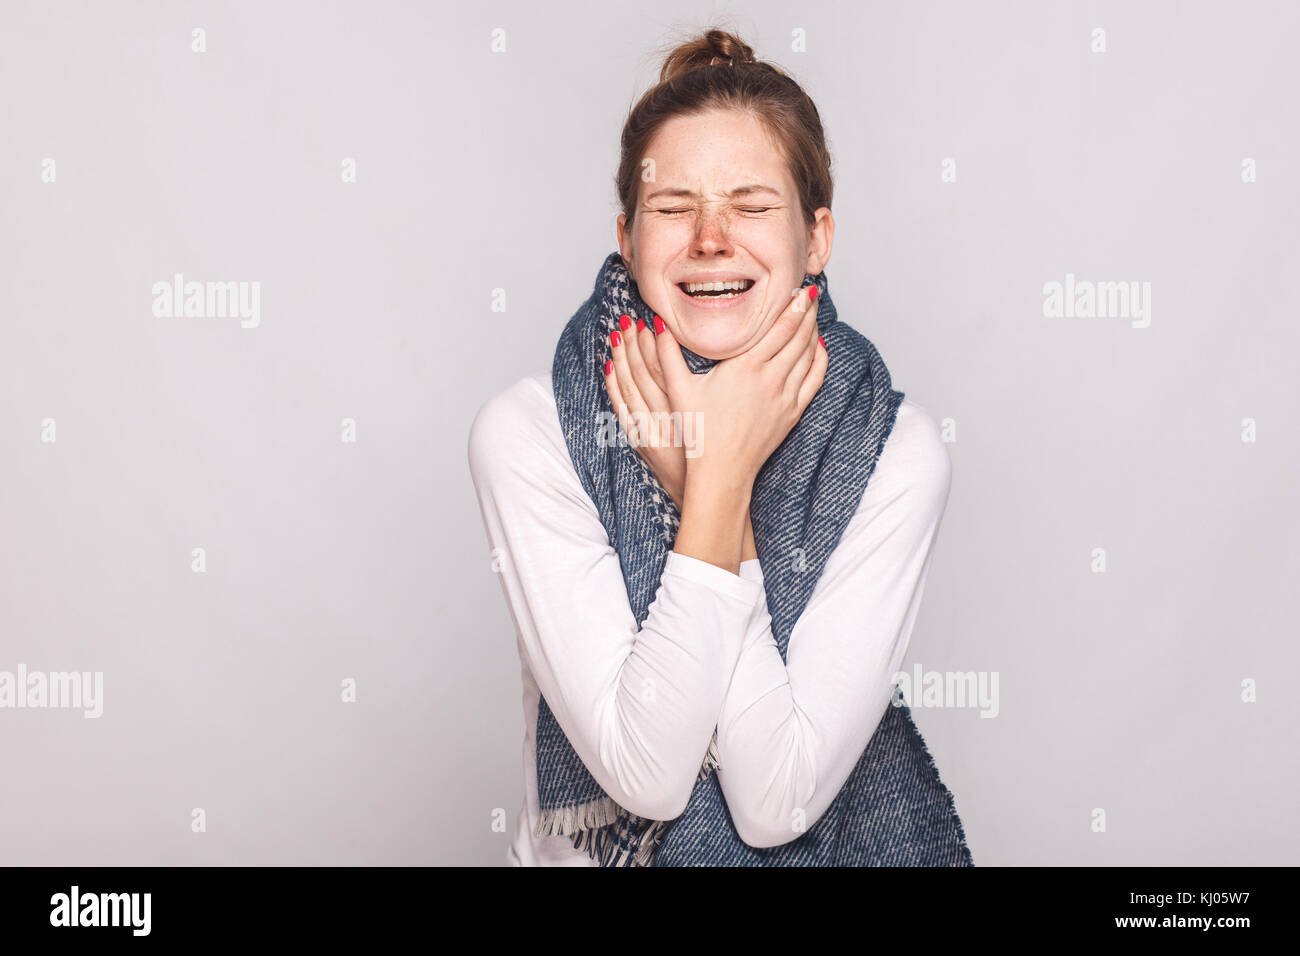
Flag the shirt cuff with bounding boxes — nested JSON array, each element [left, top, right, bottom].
[[663, 550, 767, 607]]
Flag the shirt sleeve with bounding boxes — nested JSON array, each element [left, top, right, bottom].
[[467, 375, 767, 822], [714, 401, 954, 848]]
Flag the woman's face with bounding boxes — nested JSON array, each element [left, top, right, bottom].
[[617, 107, 833, 361]]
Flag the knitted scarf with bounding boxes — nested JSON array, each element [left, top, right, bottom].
[[539, 250, 973, 866]]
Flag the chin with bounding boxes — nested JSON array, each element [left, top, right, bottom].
[[669, 317, 751, 358], [653, 274, 769, 358]]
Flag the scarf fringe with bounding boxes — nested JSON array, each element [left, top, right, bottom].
[[628, 819, 669, 867], [533, 794, 622, 838], [570, 816, 671, 867], [534, 732, 723, 865], [701, 730, 721, 775]]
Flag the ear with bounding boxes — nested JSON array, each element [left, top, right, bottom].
[[616, 213, 634, 277], [803, 207, 834, 275]]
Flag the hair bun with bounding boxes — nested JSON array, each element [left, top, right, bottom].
[[659, 28, 759, 84]]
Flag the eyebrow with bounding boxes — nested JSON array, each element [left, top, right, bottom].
[[643, 184, 783, 203]]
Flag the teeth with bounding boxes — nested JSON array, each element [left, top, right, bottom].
[[683, 279, 753, 294]]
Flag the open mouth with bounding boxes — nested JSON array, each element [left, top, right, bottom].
[[676, 278, 756, 301]]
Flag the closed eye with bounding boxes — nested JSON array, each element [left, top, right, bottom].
[[655, 205, 774, 214]]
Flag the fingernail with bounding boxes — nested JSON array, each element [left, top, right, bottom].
[[610, 330, 621, 347], [818, 336, 825, 348], [604, 359, 613, 375], [653, 315, 665, 334], [808, 285, 818, 301], [619, 314, 631, 331], [636, 317, 645, 332]]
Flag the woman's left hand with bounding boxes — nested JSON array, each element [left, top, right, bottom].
[[604, 314, 686, 510]]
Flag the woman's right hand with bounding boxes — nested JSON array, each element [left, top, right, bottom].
[[655, 283, 828, 487]]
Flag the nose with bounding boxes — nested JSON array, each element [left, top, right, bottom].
[[690, 205, 734, 258]]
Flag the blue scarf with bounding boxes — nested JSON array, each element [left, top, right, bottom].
[[540, 251, 973, 866]]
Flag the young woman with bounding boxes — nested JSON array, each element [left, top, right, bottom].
[[468, 28, 973, 866]]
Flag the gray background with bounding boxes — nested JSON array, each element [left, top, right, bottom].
[[2, 0, 1296, 865]]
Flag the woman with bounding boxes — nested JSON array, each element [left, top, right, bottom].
[[468, 27, 973, 866]]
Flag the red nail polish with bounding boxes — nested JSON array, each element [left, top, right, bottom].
[[653, 316, 665, 334], [610, 330, 621, 347], [809, 285, 818, 301], [605, 359, 613, 375], [636, 317, 645, 332], [818, 336, 825, 348], [619, 314, 631, 331]]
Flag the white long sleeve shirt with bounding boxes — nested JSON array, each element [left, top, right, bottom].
[[467, 370, 952, 866]]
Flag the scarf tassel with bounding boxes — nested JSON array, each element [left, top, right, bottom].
[[532, 795, 623, 838], [533, 732, 723, 866]]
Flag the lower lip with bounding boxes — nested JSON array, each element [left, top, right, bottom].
[[675, 282, 757, 310]]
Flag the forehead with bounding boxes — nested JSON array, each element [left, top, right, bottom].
[[641, 109, 791, 196]]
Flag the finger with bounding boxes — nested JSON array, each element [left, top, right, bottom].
[[606, 351, 651, 449], [637, 316, 669, 396], [603, 354, 637, 444], [652, 314, 692, 391], [749, 283, 818, 365], [609, 321, 646, 410], [794, 335, 829, 413], [623, 315, 669, 408], [609, 322, 648, 444]]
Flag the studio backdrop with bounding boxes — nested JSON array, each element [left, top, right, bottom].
[[1, 0, 1296, 865]]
